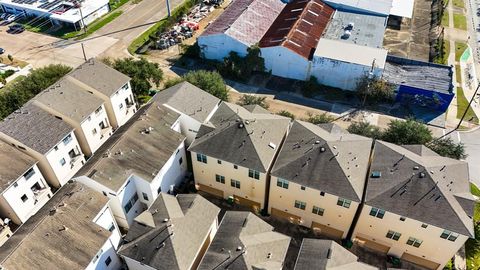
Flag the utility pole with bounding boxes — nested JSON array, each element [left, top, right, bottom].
[[166, 0, 171, 17], [74, 0, 87, 34], [456, 81, 480, 130], [81, 43, 87, 61]]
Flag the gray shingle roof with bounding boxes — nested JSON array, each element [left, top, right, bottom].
[[0, 182, 110, 270], [0, 141, 37, 192], [271, 121, 373, 202], [118, 194, 220, 270], [198, 211, 291, 270], [294, 239, 378, 270], [242, 104, 271, 114], [366, 141, 475, 237], [68, 58, 131, 97], [75, 100, 184, 191], [189, 103, 291, 172], [154, 82, 220, 122], [0, 102, 73, 154]]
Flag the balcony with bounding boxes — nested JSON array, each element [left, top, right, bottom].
[[69, 153, 84, 169], [99, 126, 112, 140], [126, 101, 135, 108], [32, 187, 51, 203]]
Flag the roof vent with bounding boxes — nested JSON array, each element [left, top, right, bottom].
[[346, 22, 354, 30], [413, 166, 419, 170], [237, 246, 243, 251], [238, 123, 244, 128], [327, 248, 332, 259], [371, 171, 381, 178], [341, 30, 351, 39], [320, 147, 326, 152], [267, 253, 272, 259], [419, 172, 426, 178], [245, 120, 250, 125], [163, 218, 169, 223], [314, 140, 320, 144], [268, 142, 276, 149]]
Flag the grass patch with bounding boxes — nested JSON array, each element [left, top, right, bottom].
[[455, 65, 462, 83], [0, 56, 28, 68], [441, 10, 450, 27], [471, 183, 480, 197], [456, 87, 479, 123], [455, 41, 468, 61], [62, 11, 123, 40], [109, 0, 130, 9], [128, 0, 200, 54], [453, 13, 467, 30], [434, 38, 450, 65], [453, 0, 465, 8]]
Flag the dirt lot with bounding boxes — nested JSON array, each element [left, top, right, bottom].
[[383, 0, 435, 61]]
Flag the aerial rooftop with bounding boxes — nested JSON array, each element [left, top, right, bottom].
[[34, 76, 104, 123], [0, 140, 37, 192], [0, 102, 73, 154], [198, 211, 291, 270], [0, 181, 110, 270], [189, 102, 290, 173], [68, 58, 131, 97], [383, 55, 454, 94], [366, 140, 475, 237], [154, 81, 220, 122], [271, 121, 372, 202], [75, 100, 184, 191], [323, 0, 393, 16], [118, 193, 220, 270], [201, 0, 284, 46]]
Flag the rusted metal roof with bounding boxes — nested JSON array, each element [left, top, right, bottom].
[[201, 0, 285, 46], [259, 0, 334, 59]]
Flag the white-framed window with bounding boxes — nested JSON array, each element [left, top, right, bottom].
[[119, 103, 124, 110], [92, 128, 97, 135], [406, 237, 423, 248], [142, 192, 149, 201], [277, 178, 289, 189], [215, 174, 225, 184], [312, 206, 324, 216], [294, 200, 306, 210], [196, 153, 207, 164], [248, 169, 260, 180], [369, 207, 385, 219], [440, 230, 459, 242], [231, 179, 240, 189], [21, 194, 28, 202], [386, 230, 401, 241], [59, 158, 66, 166], [62, 134, 72, 145], [123, 193, 139, 213], [337, 197, 351, 208], [105, 256, 112, 266], [95, 106, 103, 114]]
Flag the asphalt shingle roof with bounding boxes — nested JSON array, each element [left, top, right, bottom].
[[0, 141, 37, 192]]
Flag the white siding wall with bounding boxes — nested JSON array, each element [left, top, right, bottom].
[[93, 205, 122, 248], [109, 82, 136, 128], [261, 46, 311, 81], [311, 57, 383, 91], [80, 105, 112, 155], [122, 257, 157, 270], [198, 34, 249, 61], [352, 204, 469, 269], [0, 164, 52, 224], [84, 238, 122, 270]]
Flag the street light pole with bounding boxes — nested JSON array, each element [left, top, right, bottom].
[[456, 81, 480, 130]]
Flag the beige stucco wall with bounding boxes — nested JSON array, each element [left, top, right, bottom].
[[268, 176, 358, 239], [352, 203, 469, 269], [191, 151, 267, 208]]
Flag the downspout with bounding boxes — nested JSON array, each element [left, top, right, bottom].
[[346, 139, 376, 241]]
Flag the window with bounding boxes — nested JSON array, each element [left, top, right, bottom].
[[54, 146, 59, 151], [369, 207, 385, 219], [216, 174, 225, 184], [406, 237, 423, 248], [87, 116, 92, 121], [233, 164, 238, 169], [123, 193, 139, 213], [119, 103, 124, 110], [277, 178, 289, 189], [217, 160, 222, 164], [301, 186, 306, 190], [63, 134, 72, 145], [105, 256, 112, 266], [320, 191, 325, 196], [59, 158, 66, 166], [312, 206, 324, 216], [248, 169, 260, 180], [400, 216, 406, 221], [179, 157, 183, 165], [23, 168, 35, 180], [386, 230, 402, 241], [231, 179, 240, 189], [294, 200, 306, 210], [92, 128, 97, 135], [440, 230, 459, 241], [142, 192, 149, 201], [196, 153, 207, 164], [95, 106, 103, 114], [337, 198, 351, 208], [13, 182, 18, 188], [421, 223, 428, 228], [21, 194, 28, 202], [108, 223, 115, 232]]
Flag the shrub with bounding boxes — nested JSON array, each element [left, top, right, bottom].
[[237, 95, 269, 109], [277, 110, 295, 119], [347, 121, 382, 139], [305, 112, 335, 124]]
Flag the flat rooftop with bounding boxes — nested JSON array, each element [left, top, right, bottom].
[[0, 141, 37, 192], [323, 0, 393, 16], [322, 10, 387, 48], [75, 101, 184, 192], [315, 38, 387, 67], [383, 55, 454, 94]]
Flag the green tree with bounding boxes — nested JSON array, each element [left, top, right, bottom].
[[164, 70, 229, 101], [104, 57, 163, 97], [427, 137, 467, 160], [305, 112, 335, 124], [301, 76, 320, 98], [382, 119, 433, 145], [218, 45, 265, 81], [347, 121, 382, 139], [356, 75, 396, 105], [277, 110, 295, 119], [237, 94, 269, 109]]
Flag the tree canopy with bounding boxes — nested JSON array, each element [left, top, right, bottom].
[[356, 75, 396, 104], [347, 121, 382, 139], [304, 112, 335, 124], [382, 119, 433, 145], [165, 70, 229, 101]]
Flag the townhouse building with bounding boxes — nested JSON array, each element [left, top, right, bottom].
[[351, 141, 475, 270], [33, 76, 112, 157], [0, 141, 52, 225], [118, 193, 220, 270], [0, 181, 122, 270], [268, 121, 372, 239], [0, 219, 11, 247], [189, 102, 291, 211], [0, 102, 85, 188], [68, 58, 137, 128], [154, 82, 221, 145], [198, 211, 291, 270], [74, 102, 187, 228]]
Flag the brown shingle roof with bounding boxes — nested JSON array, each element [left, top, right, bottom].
[[259, 0, 334, 59]]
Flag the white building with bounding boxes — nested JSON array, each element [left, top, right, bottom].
[[0, 102, 85, 188], [189, 103, 290, 211], [268, 122, 372, 239], [352, 142, 475, 270], [198, 0, 284, 60], [154, 81, 220, 145], [68, 58, 137, 129], [118, 193, 220, 270], [0, 141, 53, 225], [33, 76, 113, 157], [74, 103, 188, 229], [0, 181, 122, 270], [0, 0, 110, 30]]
